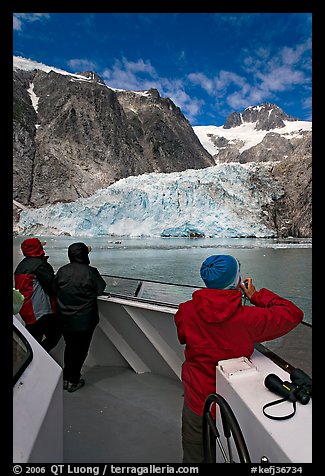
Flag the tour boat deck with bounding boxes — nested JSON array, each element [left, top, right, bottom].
[[13, 277, 312, 464], [62, 365, 183, 463]]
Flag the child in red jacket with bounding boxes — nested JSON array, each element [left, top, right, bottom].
[[174, 254, 304, 463]]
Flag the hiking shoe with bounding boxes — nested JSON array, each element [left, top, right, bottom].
[[63, 380, 69, 390], [67, 379, 85, 393]]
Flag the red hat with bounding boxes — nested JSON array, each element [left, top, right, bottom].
[[21, 238, 45, 257]]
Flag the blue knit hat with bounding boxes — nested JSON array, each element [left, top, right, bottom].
[[200, 255, 241, 290]]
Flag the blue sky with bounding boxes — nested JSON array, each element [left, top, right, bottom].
[[13, 12, 312, 126]]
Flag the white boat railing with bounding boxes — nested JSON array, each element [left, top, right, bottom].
[[100, 274, 312, 377]]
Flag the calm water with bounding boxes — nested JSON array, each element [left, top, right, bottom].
[[13, 235, 312, 325]]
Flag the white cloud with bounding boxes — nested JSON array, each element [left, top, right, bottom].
[[13, 13, 50, 31], [126, 58, 157, 76], [188, 72, 214, 94], [187, 40, 311, 118], [68, 59, 98, 71], [13, 16, 22, 31], [102, 57, 158, 91], [256, 66, 305, 93], [215, 70, 247, 91]]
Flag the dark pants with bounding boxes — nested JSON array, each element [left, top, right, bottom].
[[62, 327, 96, 383], [26, 313, 62, 352], [182, 403, 216, 463]]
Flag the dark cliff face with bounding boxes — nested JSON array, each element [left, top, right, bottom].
[[13, 68, 214, 207], [270, 133, 312, 238], [240, 130, 312, 237], [116, 88, 214, 173], [13, 70, 37, 205]]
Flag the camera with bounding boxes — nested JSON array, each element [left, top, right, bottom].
[[242, 281, 248, 289], [264, 368, 312, 405]]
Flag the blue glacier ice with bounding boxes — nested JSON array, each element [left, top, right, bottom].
[[18, 162, 284, 238]]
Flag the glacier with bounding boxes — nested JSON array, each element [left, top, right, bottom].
[[18, 162, 284, 238]]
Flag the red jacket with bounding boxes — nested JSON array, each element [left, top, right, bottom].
[[14, 256, 57, 325], [174, 287, 304, 416]]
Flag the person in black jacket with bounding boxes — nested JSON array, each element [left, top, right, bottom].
[[14, 238, 62, 352], [54, 242, 106, 392]]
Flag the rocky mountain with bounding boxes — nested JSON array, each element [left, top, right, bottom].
[[13, 57, 312, 238], [13, 56, 214, 208], [223, 103, 298, 130]]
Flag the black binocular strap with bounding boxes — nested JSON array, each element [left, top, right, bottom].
[[262, 398, 297, 420]]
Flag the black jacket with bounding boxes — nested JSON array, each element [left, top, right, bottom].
[[54, 243, 106, 331]]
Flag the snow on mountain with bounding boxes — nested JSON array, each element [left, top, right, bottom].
[[13, 55, 94, 82], [194, 120, 312, 157], [13, 55, 147, 95], [18, 162, 283, 238]]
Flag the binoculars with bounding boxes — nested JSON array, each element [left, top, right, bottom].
[[264, 368, 312, 405]]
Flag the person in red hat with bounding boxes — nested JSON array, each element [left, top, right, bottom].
[[14, 237, 62, 351]]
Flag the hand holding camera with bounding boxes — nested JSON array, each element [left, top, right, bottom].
[[240, 277, 256, 300]]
